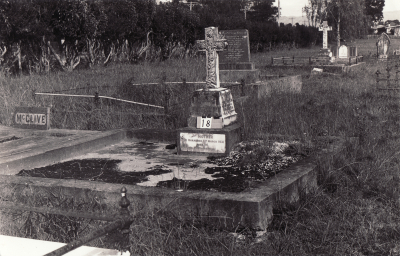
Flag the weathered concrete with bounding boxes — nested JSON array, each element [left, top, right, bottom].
[[270, 62, 366, 74], [0, 156, 318, 230], [0, 235, 128, 256], [0, 125, 347, 230], [226, 75, 302, 98], [313, 62, 367, 73], [0, 125, 126, 175]]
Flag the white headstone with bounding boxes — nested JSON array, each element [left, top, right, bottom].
[[338, 45, 348, 58]]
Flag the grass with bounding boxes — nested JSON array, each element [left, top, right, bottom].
[[1, 37, 400, 255]]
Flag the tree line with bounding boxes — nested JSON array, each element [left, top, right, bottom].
[[0, 0, 321, 75]]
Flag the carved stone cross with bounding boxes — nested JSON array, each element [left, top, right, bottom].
[[196, 27, 227, 88], [319, 21, 332, 49]]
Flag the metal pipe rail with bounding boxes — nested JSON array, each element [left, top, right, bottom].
[[3, 187, 133, 256], [35, 92, 165, 109], [43, 216, 134, 256]]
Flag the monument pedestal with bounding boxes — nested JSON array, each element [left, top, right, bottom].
[[177, 123, 242, 156], [318, 48, 332, 57], [187, 88, 237, 128], [181, 27, 242, 156], [180, 87, 242, 156]]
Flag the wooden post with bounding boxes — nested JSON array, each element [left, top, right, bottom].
[[386, 66, 391, 87], [376, 70, 381, 87], [240, 79, 246, 96]]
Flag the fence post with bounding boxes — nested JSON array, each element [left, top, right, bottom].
[[240, 79, 246, 97], [376, 70, 381, 88], [161, 72, 168, 115], [386, 66, 391, 87], [44, 187, 133, 256], [293, 56, 295, 64], [32, 89, 36, 105], [271, 57, 273, 65], [161, 72, 169, 128], [94, 92, 99, 108]]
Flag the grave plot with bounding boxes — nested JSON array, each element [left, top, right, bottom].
[[16, 138, 311, 193], [0, 128, 346, 230]]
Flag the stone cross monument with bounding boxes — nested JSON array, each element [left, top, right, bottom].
[[319, 21, 332, 49], [177, 26, 241, 156], [196, 27, 227, 88]]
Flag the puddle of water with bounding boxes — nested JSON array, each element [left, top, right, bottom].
[[17, 139, 308, 192]]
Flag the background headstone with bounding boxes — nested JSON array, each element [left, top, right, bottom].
[[338, 45, 348, 58], [218, 29, 260, 83], [219, 29, 254, 70], [376, 33, 390, 59]]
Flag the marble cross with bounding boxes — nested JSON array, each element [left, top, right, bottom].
[[319, 21, 332, 49], [196, 27, 227, 88]]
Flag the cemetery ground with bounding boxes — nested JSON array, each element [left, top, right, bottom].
[[1, 38, 400, 255]]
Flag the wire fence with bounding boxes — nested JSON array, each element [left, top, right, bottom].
[[33, 80, 243, 130], [376, 60, 400, 90], [270, 55, 364, 66]]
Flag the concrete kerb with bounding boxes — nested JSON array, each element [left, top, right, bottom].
[[269, 62, 367, 74], [0, 128, 348, 230]]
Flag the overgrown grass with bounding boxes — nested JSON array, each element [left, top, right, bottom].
[[1, 39, 400, 255]]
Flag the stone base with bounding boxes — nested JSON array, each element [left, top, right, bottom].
[[220, 62, 255, 70], [188, 88, 237, 128], [219, 69, 260, 83], [318, 48, 332, 57], [177, 123, 242, 156]]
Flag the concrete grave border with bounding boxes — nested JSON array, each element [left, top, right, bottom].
[[0, 127, 348, 230]]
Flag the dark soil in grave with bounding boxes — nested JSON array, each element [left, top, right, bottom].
[[15, 138, 335, 192], [0, 136, 20, 143], [17, 159, 172, 184], [156, 153, 304, 192]]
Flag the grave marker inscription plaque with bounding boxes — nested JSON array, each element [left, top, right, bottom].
[[13, 106, 50, 130]]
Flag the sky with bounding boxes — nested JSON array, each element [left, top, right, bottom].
[[273, 0, 400, 17]]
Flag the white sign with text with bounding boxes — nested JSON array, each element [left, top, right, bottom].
[[180, 133, 226, 153]]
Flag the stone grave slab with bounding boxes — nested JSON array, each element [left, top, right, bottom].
[[0, 130, 350, 230]]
